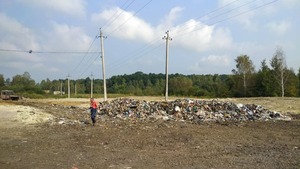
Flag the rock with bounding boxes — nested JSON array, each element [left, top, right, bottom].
[[162, 116, 170, 121]]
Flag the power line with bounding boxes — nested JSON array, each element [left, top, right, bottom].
[[162, 0, 242, 37], [0, 49, 28, 53], [70, 0, 153, 79], [107, 39, 164, 74], [187, 0, 279, 35], [104, 0, 248, 72], [0, 49, 99, 54], [2, 0, 277, 80], [106, 0, 153, 37], [106, 0, 279, 76], [78, 51, 100, 78], [102, 0, 136, 32], [107, 39, 160, 68], [103, 1, 246, 73], [173, 0, 258, 37], [70, 36, 98, 75], [206, 0, 258, 23]]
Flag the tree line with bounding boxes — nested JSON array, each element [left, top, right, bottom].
[[1, 47, 299, 98]]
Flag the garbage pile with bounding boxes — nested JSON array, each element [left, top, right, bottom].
[[98, 98, 291, 123]]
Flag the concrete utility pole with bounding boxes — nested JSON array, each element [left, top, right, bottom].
[[90, 73, 94, 98], [67, 74, 70, 98], [99, 28, 107, 101], [162, 30, 172, 101]]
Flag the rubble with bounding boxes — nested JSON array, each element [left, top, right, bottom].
[[33, 98, 291, 126], [97, 98, 292, 123]]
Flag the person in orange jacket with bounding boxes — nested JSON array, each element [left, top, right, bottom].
[[90, 98, 98, 126]]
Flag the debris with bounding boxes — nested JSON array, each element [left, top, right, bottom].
[[95, 98, 292, 123], [46, 98, 291, 126]]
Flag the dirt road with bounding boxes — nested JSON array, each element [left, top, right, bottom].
[[0, 98, 299, 169]]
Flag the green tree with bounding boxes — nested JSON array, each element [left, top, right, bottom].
[[0, 74, 5, 88], [11, 72, 35, 88], [95, 79, 104, 94], [73, 79, 84, 94], [232, 55, 255, 97], [5, 78, 10, 86], [40, 78, 52, 90], [255, 59, 275, 96], [270, 47, 288, 97], [212, 74, 230, 97], [10, 72, 44, 95], [169, 76, 193, 96], [144, 79, 154, 95], [284, 69, 298, 97]]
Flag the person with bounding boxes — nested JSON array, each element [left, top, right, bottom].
[[90, 98, 98, 126]]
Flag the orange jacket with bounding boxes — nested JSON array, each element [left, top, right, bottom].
[[90, 100, 97, 109]]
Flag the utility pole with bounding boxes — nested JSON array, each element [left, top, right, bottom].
[[67, 74, 70, 98], [90, 73, 94, 98], [162, 30, 172, 101], [99, 28, 107, 101]]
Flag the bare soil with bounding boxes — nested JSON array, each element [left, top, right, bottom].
[[0, 97, 299, 169]]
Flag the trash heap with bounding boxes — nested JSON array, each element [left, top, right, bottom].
[[99, 98, 291, 122]]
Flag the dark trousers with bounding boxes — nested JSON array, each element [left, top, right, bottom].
[[91, 108, 97, 125]]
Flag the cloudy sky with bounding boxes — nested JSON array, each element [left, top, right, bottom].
[[0, 0, 299, 82]]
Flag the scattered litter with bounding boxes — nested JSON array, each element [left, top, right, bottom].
[[96, 98, 291, 123]]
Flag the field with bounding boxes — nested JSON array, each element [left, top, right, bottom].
[[0, 97, 299, 169]]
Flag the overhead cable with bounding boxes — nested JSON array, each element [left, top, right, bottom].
[[102, 0, 136, 31], [0, 49, 99, 54], [106, 0, 153, 37]]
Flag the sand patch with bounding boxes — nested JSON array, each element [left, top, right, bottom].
[[0, 105, 54, 128]]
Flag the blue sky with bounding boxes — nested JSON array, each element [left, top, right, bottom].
[[0, 0, 299, 82]]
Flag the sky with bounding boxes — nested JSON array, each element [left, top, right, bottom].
[[0, 0, 299, 83]]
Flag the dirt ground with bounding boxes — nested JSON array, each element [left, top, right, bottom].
[[0, 97, 299, 169]]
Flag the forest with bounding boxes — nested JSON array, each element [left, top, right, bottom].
[[1, 48, 300, 98]]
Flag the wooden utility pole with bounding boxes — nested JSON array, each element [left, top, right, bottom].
[[162, 30, 172, 101], [100, 28, 107, 101]]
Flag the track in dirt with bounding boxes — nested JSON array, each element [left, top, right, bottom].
[[0, 98, 299, 169]]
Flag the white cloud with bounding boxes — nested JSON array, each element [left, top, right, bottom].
[[201, 54, 230, 66], [44, 22, 92, 52], [172, 19, 233, 52], [0, 13, 39, 50], [161, 6, 184, 29], [217, 0, 277, 31], [281, 0, 300, 7], [92, 7, 155, 42], [92, 7, 233, 52], [0, 13, 42, 66], [0, 13, 93, 77], [266, 21, 291, 35], [22, 0, 86, 17], [32, 63, 60, 73], [188, 54, 231, 73]]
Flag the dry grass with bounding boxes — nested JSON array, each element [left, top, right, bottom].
[[227, 97, 300, 114]]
